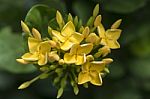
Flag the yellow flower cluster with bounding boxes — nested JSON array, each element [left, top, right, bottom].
[[17, 4, 122, 98]]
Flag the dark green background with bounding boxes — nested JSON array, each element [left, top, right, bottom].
[[0, 0, 150, 99]]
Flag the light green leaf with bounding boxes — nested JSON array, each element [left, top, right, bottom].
[[0, 27, 36, 73]]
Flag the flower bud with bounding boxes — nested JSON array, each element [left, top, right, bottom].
[[21, 21, 30, 33], [18, 81, 31, 89], [94, 15, 102, 27], [82, 26, 89, 38], [93, 4, 99, 17], [59, 59, 65, 65]]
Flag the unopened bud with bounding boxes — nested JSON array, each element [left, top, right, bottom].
[[68, 13, 73, 22], [16, 59, 29, 64], [21, 21, 30, 33], [93, 4, 99, 17], [59, 59, 65, 65], [82, 27, 90, 38], [18, 81, 31, 89], [94, 15, 102, 27]]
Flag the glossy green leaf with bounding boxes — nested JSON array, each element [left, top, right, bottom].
[[0, 27, 36, 73], [25, 4, 56, 37]]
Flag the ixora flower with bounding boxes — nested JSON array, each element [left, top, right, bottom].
[[16, 4, 122, 98]]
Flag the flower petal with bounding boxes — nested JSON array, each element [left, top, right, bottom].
[[69, 32, 84, 44], [86, 33, 100, 44], [38, 53, 48, 65], [82, 62, 90, 72], [60, 40, 74, 51], [22, 53, 38, 61], [90, 71, 102, 86], [64, 53, 76, 64], [52, 30, 65, 42], [70, 44, 79, 55], [77, 43, 93, 55], [76, 54, 85, 65], [78, 72, 91, 85], [90, 61, 105, 72], [97, 24, 105, 38], [61, 21, 75, 37], [106, 29, 121, 40], [106, 40, 120, 49], [28, 37, 41, 53], [38, 41, 51, 54]]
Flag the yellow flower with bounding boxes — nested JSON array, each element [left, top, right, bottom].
[[78, 61, 105, 86], [21, 41, 51, 65], [97, 20, 122, 49], [52, 21, 84, 51], [78, 58, 113, 86], [64, 43, 93, 65]]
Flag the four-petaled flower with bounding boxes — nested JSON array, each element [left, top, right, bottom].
[[97, 23, 122, 49], [64, 43, 93, 65], [78, 61, 105, 86], [78, 58, 113, 86], [52, 21, 84, 51]]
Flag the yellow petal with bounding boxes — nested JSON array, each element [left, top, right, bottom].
[[85, 33, 100, 44], [102, 58, 113, 64], [60, 40, 74, 51], [76, 54, 86, 65], [61, 21, 75, 37], [16, 59, 29, 64], [97, 24, 105, 38], [52, 30, 65, 42], [38, 53, 48, 65], [82, 62, 90, 72], [106, 29, 121, 40], [106, 40, 120, 49], [77, 43, 93, 55], [70, 44, 79, 55], [100, 38, 107, 46], [64, 53, 76, 64], [22, 53, 38, 61], [28, 37, 41, 53], [111, 19, 122, 29], [78, 72, 91, 85], [90, 71, 102, 86], [69, 32, 84, 44], [38, 41, 51, 54], [32, 28, 41, 40], [90, 61, 105, 73]]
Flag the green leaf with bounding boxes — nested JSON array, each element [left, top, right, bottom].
[[99, 0, 147, 13], [25, 4, 56, 37], [0, 27, 36, 73]]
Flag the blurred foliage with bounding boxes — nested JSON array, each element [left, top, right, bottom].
[[0, 0, 150, 99]]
